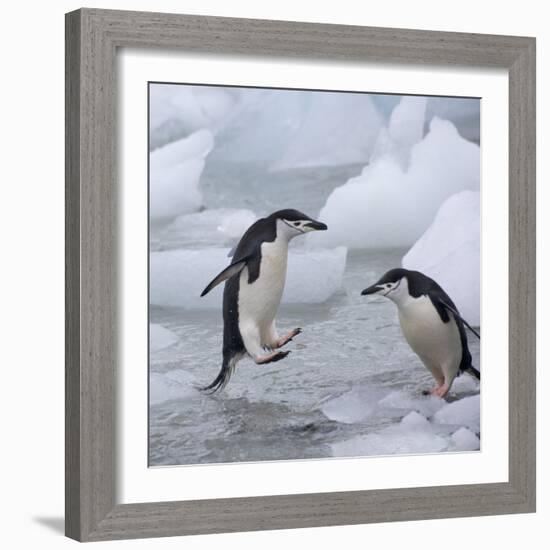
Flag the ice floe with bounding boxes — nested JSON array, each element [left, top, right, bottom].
[[322, 384, 480, 457], [331, 410, 449, 456], [149, 129, 214, 222]]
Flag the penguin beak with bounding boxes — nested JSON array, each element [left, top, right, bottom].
[[304, 220, 328, 231], [361, 284, 383, 296]]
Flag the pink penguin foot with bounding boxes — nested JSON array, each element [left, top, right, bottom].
[[276, 328, 302, 348], [429, 384, 450, 398], [422, 382, 450, 398], [254, 350, 291, 365]]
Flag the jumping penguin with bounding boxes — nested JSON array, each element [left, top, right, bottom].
[[361, 268, 480, 397], [200, 209, 328, 393]]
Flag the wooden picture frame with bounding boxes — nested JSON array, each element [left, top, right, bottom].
[[65, 8, 536, 542]]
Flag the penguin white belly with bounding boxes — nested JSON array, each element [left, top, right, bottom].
[[238, 238, 288, 346], [398, 296, 462, 381]]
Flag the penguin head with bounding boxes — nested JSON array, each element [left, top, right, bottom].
[[361, 268, 411, 304], [271, 209, 328, 240]]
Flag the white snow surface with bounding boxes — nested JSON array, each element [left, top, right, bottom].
[[402, 190, 480, 326], [315, 114, 480, 249], [150, 246, 347, 309], [150, 323, 178, 353], [149, 129, 214, 222]]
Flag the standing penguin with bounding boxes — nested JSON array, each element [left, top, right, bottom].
[[361, 268, 480, 397], [200, 209, 328, 392]]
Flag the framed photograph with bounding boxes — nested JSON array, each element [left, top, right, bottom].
[[65, 8, 536, 542]]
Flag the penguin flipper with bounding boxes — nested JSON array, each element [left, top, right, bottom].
[[200, 257, 250, 297], [438, 299, 480, 340]]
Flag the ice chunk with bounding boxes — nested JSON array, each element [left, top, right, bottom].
[[370, 96, 427, 168], [321, 387, 446, 425], [214, 89, 383, 169], [153, 208, 257, 250], [377, 390, 446, 418], [284, 247, 347, 303], [150, 84, 238, 148], [217, 209, 258, 240], [425, 97, 480, 144], [149, 370, 196, 405], [150, 324, 178, 353], [320, 386, 388, 424], [451, 372, 480, 394], [271, 92, 383, 170], [331, 411, 448, 457], [149, 130, 214, 222], [433, 394, 480, 433], [400, 410, 430, 429], [315, 117, 480, 249], [213, 89, 308, 164], [150, 246, 347, 309], [403, 190, 480, 325], [449, 427, 480, 451]]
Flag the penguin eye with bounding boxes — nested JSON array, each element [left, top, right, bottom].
[[293, 222, 301, 227]]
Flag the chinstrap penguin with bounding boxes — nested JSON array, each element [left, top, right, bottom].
[[361, 268, 480, 397], [200, 209, 328, 393]]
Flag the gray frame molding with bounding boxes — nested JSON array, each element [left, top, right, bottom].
[[65, 8, 536, 542]]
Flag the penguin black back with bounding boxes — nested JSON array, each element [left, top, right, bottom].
[[368, 268, 480, 379]]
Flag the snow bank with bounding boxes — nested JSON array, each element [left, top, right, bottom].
[[150, 84, 238, 148], [315, 114, 480, 249], [150, 324, 178, 353], [149, 370, 196, 405], [402, 190, 480, 325], [150, 246, 347, 309], [149, 129, 214, 222]]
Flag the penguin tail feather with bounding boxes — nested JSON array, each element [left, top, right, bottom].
[[463, 365, 481, 380], [198, 353, 237, 394]]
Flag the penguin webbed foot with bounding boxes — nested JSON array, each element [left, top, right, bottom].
[[276, 328, 302, 348], [255, 350, 291, 365], [423, 383, 450, 398]]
